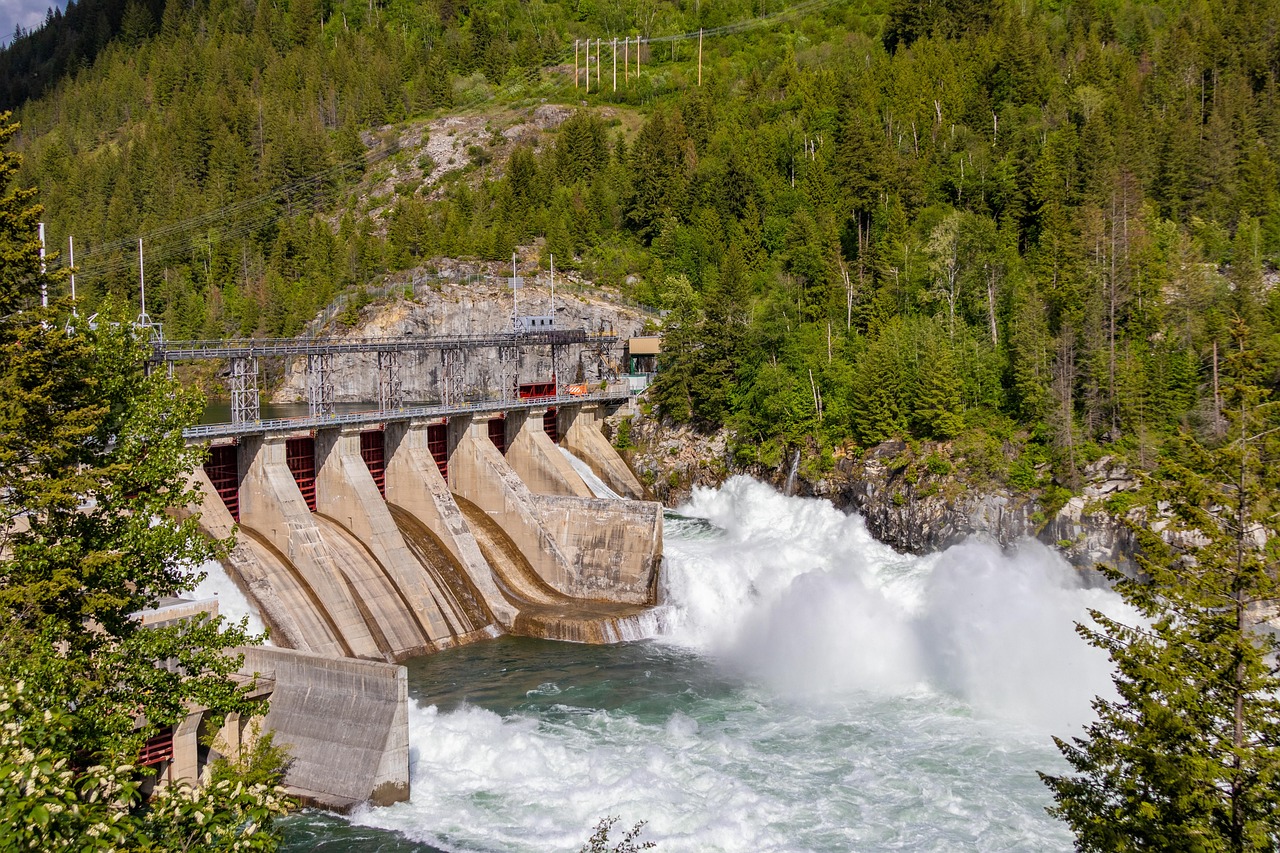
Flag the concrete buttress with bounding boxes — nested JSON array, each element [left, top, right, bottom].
[[560, 406, 646, 499], [314, 428, 471, 654], [504, 409, 593, 497], [447, 415, 581, 595], [237, 436, 386, 660], [383, 422, 517, 629], [189, 467, 336, 654]]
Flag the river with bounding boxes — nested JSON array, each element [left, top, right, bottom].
[[270, 476, 1124, 852]]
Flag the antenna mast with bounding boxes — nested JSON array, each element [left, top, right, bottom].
[[68, 236, 76, 312], [38, 222, 46, 308]]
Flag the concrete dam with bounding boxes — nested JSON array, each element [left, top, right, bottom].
[[195, 402, 662, 659], [154, 313, 666, 810]]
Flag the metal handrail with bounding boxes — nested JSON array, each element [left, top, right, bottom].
[[156, 329, 617, 361], [183, 390, 632, 441]]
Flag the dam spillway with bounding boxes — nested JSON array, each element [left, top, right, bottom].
[[176, 318, 661, 812], [195, 400, 663, 663]]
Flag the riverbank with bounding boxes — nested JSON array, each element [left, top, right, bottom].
[[615, 411, 1142, 575]]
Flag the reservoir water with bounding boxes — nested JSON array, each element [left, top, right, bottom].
[[276, 477, 1125, 852]]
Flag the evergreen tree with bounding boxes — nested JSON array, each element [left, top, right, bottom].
[[650, 274, 701, 424], [0, 121, 290, 851], [1042, 319, 1280, 852]]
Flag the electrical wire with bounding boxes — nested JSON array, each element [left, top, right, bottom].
[[50, 0, 836, 287]]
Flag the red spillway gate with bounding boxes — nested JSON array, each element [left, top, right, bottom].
[[488, 418, 507, 455], [204, 443, 240, 523], [360, 429, 386, 499], [519, 381, 556, 399], [427, 424, 448, 480], [285, 436, 317, 512], [137, 728, 174, 768], [542, 407, 559, 443]]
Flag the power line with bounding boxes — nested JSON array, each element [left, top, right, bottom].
[[51, 0, 835, 288]]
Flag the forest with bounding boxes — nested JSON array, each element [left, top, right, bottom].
[[3, 0, 1280, 486]]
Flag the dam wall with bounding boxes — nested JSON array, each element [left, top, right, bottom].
[[533, 494, 662, 604], [239, 645, 409, 812], [447, 415, 580, 596], [237, 436, 386, 660], [189, 467, 327, 653], [505, 409, 593, 498], [313, 428, 474, 651], [560, 406, 645, 500], [384, 421, 518, 629]]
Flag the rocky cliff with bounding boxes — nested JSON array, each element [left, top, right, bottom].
[[619, 414, 1143, 575], [272, 264, 651, 404]]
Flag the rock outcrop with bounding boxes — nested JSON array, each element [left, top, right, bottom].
[[622, 413, 1145, 574], [273, 268, 650, 404]]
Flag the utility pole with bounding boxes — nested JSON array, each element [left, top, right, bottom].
[[37, 222, 47, 308], [585, 37, 590, 93], [698, 28, 703, 86], [138, 237, 148, 324], [596, 39, 601, 88], [624, 37, 629, 83], [612, 37, 617, 92], [575, 39, 579, 89], [68, 236, 76, 312]]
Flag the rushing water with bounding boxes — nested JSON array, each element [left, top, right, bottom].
[[278, 477, 1127, 852]]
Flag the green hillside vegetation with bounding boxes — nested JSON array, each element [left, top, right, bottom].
[[5, 0, 1280, 485]]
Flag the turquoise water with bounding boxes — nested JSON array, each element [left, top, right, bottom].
[[276, 478, 1125, 852]]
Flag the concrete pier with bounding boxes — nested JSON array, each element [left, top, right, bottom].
[[190, 467, 342, 655], [237, 436, 387, 660], [384, 421, 518, 629], [561, 406, 646, 499], [447, 414, 583, 595], [505, 409, 593, 497], [240, 646, 409, 811], [314, 428, 470, 651]]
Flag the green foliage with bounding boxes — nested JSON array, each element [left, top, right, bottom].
[[5, 0, 1280, 471], [0, 127, 288, 850], [580, 817, 656, 853], [613, 416, 635, 450], [1042, 321, 1280, 851], [923, 453, 951, 476]]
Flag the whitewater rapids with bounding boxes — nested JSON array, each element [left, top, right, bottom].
[[309, 476, 1126, 852]]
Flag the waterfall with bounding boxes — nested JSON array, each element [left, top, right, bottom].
[[559, 446, 623, 500], [783, 448, 801, 496]]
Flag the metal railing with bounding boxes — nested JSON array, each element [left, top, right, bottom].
[[157, 329, 617, 361], [183, 389, 633, 441]]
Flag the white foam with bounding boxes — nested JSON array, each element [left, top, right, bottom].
[[666, 477, 1126, 731], [188, 558, 267, 638], [349, 476, 1127, 851], [559, 446, 623, 500]]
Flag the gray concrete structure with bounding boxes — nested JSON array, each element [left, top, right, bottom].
[[505, 409, 593, 498], [236, 436, 389, 660], [384, 421, 518, 629], [561, 406, 645, 500], [240, 646, 409, 811]]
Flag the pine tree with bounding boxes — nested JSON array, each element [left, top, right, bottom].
[[914, 323, 964, 438], [1041, 318, 1280, 852], [0, 121, 289, 851], [650, 275, 701, 424]]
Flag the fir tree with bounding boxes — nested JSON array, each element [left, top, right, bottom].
[[1042, 319, 1280, 852]]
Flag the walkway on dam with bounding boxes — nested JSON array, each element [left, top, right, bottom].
[[184, 389, 631, 441]]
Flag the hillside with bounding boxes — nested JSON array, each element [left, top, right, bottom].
[[5, 0, 1280, 491]]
